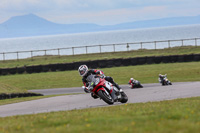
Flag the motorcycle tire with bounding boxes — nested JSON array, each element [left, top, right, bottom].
[[98, 90, 114, 105], [120, 92, 128, 103]]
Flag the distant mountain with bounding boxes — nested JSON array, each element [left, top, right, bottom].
[[0, 14, 200, 38], [0, 14, 102, 38], [107, 15, 200, 30]]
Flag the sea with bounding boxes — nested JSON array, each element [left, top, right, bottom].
[[0, 24, 200, 60]]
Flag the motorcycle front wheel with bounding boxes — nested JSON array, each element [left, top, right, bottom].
[[98, 90, 114, 105]]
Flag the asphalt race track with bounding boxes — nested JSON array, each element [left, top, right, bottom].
[[0, 82, 200, 117]]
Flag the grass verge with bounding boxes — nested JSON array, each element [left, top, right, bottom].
[[0, 83, 27, 94], [0, 61, 199, 91], [0, 97, 199, 133], [0, 46, 200, 68]]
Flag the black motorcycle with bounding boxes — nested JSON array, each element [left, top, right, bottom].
[[161, 77, 172, 86], [129, 80, 143, 89]]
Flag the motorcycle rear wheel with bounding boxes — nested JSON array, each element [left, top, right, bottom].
[[98, 90, 114, 105], [120, 92, 128, 103]]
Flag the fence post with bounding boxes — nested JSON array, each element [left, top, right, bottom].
[[99, 45, 101, 53], [44, 50, 47, 56], [113, 44, 115, 52], [182, 40, 184, 46], [72, 47, 74, 55], [31, 51, 33, 60], [86, 46, 88, 54], [17, 52, 19, 60], [140, 42, 143, 49], [168, 40, 170, 48], [58, 49, 60, 56], [3, 53, 5, 61], [195, 38, 197, 47], [126, 43, 129, 51], [154, 41, 157, 50]]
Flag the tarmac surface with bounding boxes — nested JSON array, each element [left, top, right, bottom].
[[0, 82, 200, 117]]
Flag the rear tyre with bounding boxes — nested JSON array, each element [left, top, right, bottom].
[[120, 92, 128, 103], [98, 90, 114, 105]]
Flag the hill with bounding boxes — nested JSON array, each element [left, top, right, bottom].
[[0, 14, 101, 38], [0, 14, 200, 38], [106, 15, 200, 30]]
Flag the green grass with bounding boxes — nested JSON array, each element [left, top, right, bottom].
[[0, 61, 199, 92], [0, 83, 27, 94], [0, 46, 200, 68], [0, 46, 199, 132], [0, 97, 199, 133]]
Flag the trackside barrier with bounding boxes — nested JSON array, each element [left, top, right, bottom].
[[0, 93, 43, 100], [0, 54, 200, 76]]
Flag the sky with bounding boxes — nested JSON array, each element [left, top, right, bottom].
[[0, 0, 200, 25]]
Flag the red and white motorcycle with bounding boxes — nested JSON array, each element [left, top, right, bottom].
[[83, 74, 128, 105]]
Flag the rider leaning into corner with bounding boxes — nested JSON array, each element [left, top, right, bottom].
[[78, 65, 124, 99], [158, 74, 167, 84], [128, 78, 135, 85], [128, 78, 135, 87]]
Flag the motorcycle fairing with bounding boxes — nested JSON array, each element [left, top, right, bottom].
[[86, 74, 118, 101]]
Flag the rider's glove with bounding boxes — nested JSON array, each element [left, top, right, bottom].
[[84, 87, 90, 93], [88, 85, 93, 91], [82, 86, 90, 93], [100, 74, 105, 79]]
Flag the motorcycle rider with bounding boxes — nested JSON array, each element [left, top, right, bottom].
[[128, 78, 135, 87], [128, 77, 143, 88], [158, 74, 167, 85], [78, 65, 123, 99]]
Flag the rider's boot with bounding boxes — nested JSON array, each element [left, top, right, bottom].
[[112, 82, 123, 92], [104, 76, 123, 92], [113, 82, 126, 99]]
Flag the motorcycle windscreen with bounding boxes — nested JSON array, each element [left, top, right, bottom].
[[86, 75, 100, 86], [86, 75, 96, 82]]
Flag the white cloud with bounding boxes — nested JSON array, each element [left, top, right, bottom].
[[0, 0, 199, 24], [43, 6, 170, 25]]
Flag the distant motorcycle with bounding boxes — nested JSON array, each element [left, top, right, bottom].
[[129, 80, 143, 89], [161, 77, 172, 86], [84, 74, 128, 105]]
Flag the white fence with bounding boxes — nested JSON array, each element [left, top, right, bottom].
[[0, 38, 199, 61]]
